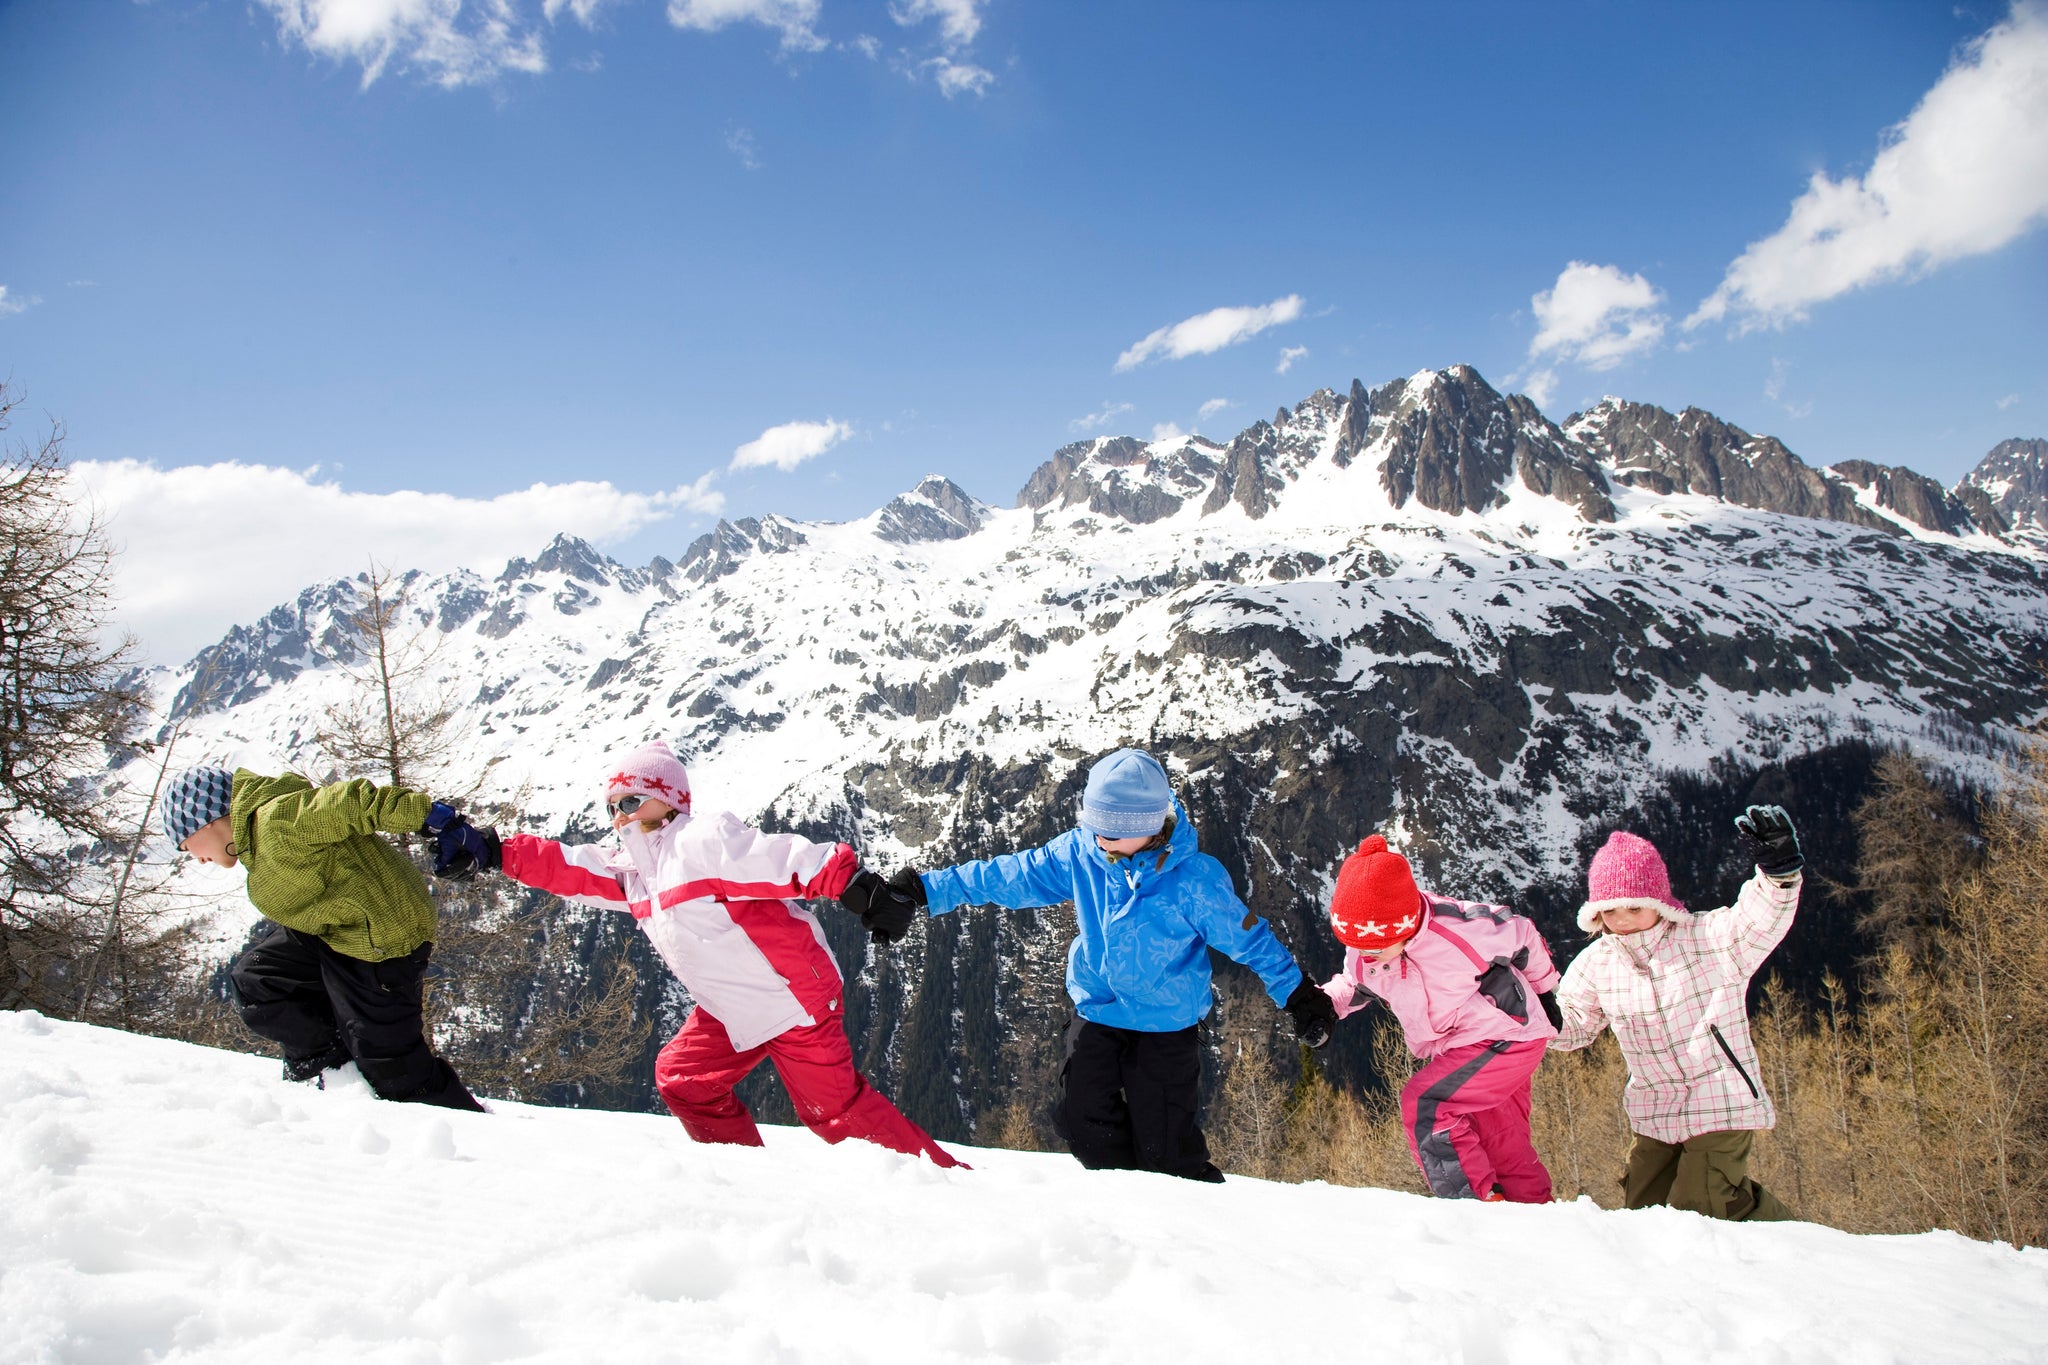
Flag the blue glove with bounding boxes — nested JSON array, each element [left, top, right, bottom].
[[422, 801, 461, 834], [431, 817, 501, 881]]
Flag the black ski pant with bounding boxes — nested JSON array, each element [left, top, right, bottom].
[[229, 921, 482, 1111], [1056, 1017, 1223, 1182]]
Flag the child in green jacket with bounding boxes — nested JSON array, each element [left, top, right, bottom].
[[165, 766, 493, 1110]]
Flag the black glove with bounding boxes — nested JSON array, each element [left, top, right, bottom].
[[430, 816, 501, 881], [861, 889, 918, 945], [1283, 978, 1338, 1050], [888, 867, 928, 909], [1734, 804, 1803, 878], [1538, 991, 1563, 1031], [838, 869, 919, 945]]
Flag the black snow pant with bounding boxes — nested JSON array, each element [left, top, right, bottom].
[[1055, 1017, 1223, 1183], [229, 921, 483, 1112]]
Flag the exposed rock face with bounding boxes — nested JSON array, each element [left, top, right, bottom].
[[680, 517, 809, 585], [144, 366, 2048, 1140], [1831, 460, 1991, 537], [1370, 367, 1615, 522], [1569, 400, 1888, 529], [1963, 438, 2048, 528], [876, 477, 992, 543]]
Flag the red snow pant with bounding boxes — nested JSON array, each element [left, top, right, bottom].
[[654, 1004, 964, 1168], [1401, 1038, 1551, 1202]]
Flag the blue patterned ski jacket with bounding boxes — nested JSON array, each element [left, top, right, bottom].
[[919, 801, 1305, 1032]]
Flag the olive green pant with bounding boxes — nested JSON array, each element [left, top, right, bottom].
[[1624, 1130, 1796, 1221]]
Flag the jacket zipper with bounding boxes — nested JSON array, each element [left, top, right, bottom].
[[1709, 1023, 1761, 1099]]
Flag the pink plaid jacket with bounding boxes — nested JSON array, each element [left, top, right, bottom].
[[1550, 871, 1801, 1143]]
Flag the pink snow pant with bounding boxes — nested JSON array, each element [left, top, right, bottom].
[[1400, 1038, 1551, 1202], [655, 1004, 964, 1168]]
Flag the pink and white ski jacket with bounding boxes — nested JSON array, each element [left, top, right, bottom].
[[1321, 893, 1562, 1059], [501, 812, 859, 1051], [1550, 871, 1801, 1143]]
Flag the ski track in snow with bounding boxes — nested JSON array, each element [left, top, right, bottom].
[[4, 1012, 2045, 1365]]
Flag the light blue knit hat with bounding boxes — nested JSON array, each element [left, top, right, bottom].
[[163, 767, 234, 849], [1078, 749, 1173, 838]]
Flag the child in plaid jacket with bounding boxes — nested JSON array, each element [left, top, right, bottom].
[[1549, 807, 1804, 1220]]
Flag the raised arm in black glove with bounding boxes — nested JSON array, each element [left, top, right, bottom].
[[837, 868, 919, 945], [1283, 977, 1339, 1050], [1734, 804, 1803, 878], [422, 802, 501, 881]]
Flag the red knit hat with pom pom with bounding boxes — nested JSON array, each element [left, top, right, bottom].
[[1327, 834, 1425, 950]]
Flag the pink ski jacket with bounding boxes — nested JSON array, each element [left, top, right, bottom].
[[1321, 892, 1562, 1059], [1550, 870, 1800, 1143], [501, 812, 858, 1051]]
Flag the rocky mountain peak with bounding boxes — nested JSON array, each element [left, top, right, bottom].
[[1567, 398, 1897, 531], [875, 477, 993, 543], [1362, 365, 1614, 522], [679, 516, 809, 585], [1963, 438, 2048, 528]]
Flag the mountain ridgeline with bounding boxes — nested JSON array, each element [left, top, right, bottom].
[[160, 364, 2048, 1135]]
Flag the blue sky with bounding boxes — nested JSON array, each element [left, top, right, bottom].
[[3, 0, 2045, 659]]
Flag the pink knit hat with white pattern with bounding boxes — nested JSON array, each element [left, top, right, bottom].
[[602, 739, 692, 811], [1577, 830, 1689, 933]]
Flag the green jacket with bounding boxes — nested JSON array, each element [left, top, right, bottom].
[[230, 770, 439, 963]]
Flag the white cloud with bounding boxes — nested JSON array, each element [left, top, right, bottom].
[[543, 0, 616, 21], [668, 0, 826, 52], [1276, 345, 1308, 374], [1688, 3, 2048, 331], [725, 125, 761, 169], [1115, 295, 1305, 372], [1520, 368, 1559, 407], [1998, 393, 2022, 409], [891, 0, 981, 47], [254, 0, 549, 88], [1765, 359, 1813, 420], [67, 460, 724, 663], [1150, 422, 1187, 443], [1197, 398, 1232, 421], [925, 56, 994, 97], [1528, 261, 1667, 370], [1069, 401, 1134, 433], [729, 418, 852, 472], [849, 33, 882, 59], [0, 285, 34, 318]]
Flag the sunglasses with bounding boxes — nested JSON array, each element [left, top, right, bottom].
[[607, 794, 652, 816]]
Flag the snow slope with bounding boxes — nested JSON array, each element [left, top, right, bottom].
[[5, 1012, 2045, 1365]]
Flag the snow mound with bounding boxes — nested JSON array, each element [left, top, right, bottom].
[[3, 1012, 2044, 1364]]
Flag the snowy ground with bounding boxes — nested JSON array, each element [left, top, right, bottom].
[[5, 1013, 2045, 1365]]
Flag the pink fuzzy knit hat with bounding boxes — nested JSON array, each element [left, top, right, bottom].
[[602, 739, 692, 812], [1577, 831, 1688, 933]]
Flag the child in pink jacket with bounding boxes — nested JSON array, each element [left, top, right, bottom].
[[471, 740, 961, 1167], [1321, 835, 1562, 1202]]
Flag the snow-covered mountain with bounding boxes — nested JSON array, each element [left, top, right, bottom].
[[11, 1012, 2046, 1364], [140, 364, 2048, 1132]]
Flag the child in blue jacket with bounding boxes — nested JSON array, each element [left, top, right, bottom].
[[891, 748, 1337, 1181]]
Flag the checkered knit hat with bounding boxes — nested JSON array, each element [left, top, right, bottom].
[[1078, 749, 1173, 839], [1327, 834, 1425, 951], [602, 740, 692, 810], [1577, 830, 1690, 933], [163, 767, 234, 849]]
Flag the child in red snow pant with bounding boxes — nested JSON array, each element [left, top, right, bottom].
[[1322, 835, 1563, 1202], [656, 1003, 958, 1163], [491, 739, 960, 1168], [1401, 1038, 1551, 1202]]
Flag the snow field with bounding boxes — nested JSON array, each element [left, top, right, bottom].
[[5, 1012, 2046, 1365]]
